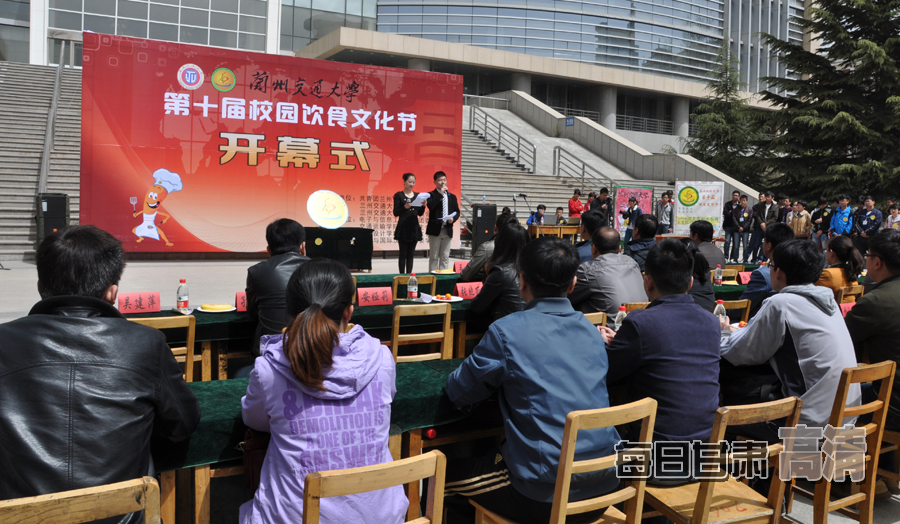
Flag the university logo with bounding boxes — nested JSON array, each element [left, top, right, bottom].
[[307, 190, 349, 229], [178, 64, 204, 90], [678, 186, 699, 207], [211, 67, 236, 92]]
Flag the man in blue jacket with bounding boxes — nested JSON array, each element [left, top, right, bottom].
[[444, 237, 620, 523], [852, 195, 882, 254], [829, 194, 854, 236]]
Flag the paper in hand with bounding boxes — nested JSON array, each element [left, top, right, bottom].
[[444, 211, 458, 222], [410, 193, 430, 207]]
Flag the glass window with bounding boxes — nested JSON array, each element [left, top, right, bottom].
[[117, 0, 148, 19], [240, 0, 267, 16], [423, 15, 446, 23], [210, 29, 238, 47], [397, 5, 421, 14], [149, 4, 178, 24], [378, 5, 398, 14], [211, 11, 238, 30], [180, 25, 208, 44], [361, 17, 375, 30], [280, 34, 292, 50], [422, 5, 447, 14], [281, 5, 293, 33], [216, 0, 239, 12], [182, 0, 209, 8], [447, 6, 472, 14], [293, 0, 311, 8], [346, 0, 362, 16], [293, 36, 310, 50], [293, 7, 310, 36], [362, 0, 375, 17], [310, 9, 344, 38], [345, 13, 361, 28], [447, 15, 471, 24], [84, 14, 115, 33], [49, 10, 82, 30], [117, 18, 147, 37], [0, 24, 28, 62], [50, 0, 82, 11], [181, 8, 209, 27], [84, 0, 115, 15], [312, 0, 343, 14], [473, 7, 497, 15], [240, 15, 266, 33], [149, 22, 178, 41], [153, 0, 178, 4], [239, 32, 265, 50], [0, 0, 30, 22]]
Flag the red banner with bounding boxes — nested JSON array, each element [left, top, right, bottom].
[[80, 33, 462, 252]]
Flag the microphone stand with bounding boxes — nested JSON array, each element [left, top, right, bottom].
[[521, 195, 544, 237], [513, 194, 518, 219]]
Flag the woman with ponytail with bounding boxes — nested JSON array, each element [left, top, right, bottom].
[[240, 259, 407, 524], [816, 235, 865, 302]]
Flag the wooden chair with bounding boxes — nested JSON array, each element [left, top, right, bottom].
[[303, 450, 446, 524], [0, 476, 160, 524], [390, 303, 453, 363], [392, 275, 437, 300], [835, 288, 846, 304], [624, 302, 649, 313], [840, 285, 864, 303], [471, 398, 658, 524], [584, 311, 608, 327], [710, 269, 739, 282], [723, 299, 751, 323], [645, 397, 803, 524], [786, 361, 896, 524], [726, 264, 745, 273], [129, 315, 201, 382]]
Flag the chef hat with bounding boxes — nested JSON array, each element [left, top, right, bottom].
[[152, 169, 183, 194]]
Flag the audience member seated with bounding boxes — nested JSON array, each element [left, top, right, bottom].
[[598, 238, 720, 482], [246, 218, 310, 355], [739, 223, 795, 318], [0, 226, 200, 518], [680, 238, 716, 312], [845, 230, 900, 431], [721, 240, 861, 441], [689, 220, 727, 269], [574, 210, 605, 263], [460, 214, 519, 282], [445, 238, 620, 523], [626, 214, 658, 271], [470, 224, 528, 324], [240, 259, 406, 523], [816, 235, 864, 301], [569, 227, 647, 321]]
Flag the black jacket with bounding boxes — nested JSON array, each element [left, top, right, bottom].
[[425, 189, 460, 238], [590, 197, 613, 226], [626, 238, 656, 272], [246, 251, 310, 354], [723, 201, 738, 228], [470, 263, 526, 322], [0, 296, 200, 520]]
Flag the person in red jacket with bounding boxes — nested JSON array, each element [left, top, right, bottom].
[[568, 189, 584, 218]]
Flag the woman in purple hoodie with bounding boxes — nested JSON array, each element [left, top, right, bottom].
[[239, 259, 408, 524]]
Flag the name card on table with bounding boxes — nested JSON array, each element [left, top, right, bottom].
[[840, 302, 856, 318], [454, 260, 469, 273], [739, 272, 753, 285], [235, 291, 247, 312], [358, 287, 392, 306], [455, 282, 483, 299], [118, 292, 161, 313]]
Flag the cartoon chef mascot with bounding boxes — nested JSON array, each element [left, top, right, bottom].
[[132, 168, 183, 246]]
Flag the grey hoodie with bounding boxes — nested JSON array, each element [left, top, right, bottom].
[[721, 284, 861, 427]]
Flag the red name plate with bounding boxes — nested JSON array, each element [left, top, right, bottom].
[[455, 282, 483, 299], [739, 272, 752, 285], [454, 260, 469, 273], [118, 292, 161, 313], [236, 291, 247, 312], [840, 302, 856, 318], [358, 287, 392, 306]]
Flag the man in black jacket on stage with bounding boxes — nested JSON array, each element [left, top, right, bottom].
[[0, 226, 200, 523], [426, 171, 460, 271]]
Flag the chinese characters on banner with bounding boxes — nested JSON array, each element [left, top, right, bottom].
[[614, 186, 654, 237], [673, 182, 725, 236], [80, 33, 462, 253], [117, 292, 162, 313]]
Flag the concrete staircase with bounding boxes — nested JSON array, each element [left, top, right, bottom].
[[46, 69, 82, 223], [461, 130, 529, 176], [0, 63, 56, 260]]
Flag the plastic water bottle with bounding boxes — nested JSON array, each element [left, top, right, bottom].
[[407, 273, 418, 299], [483, 194, 487, 204], [176, 279, 189, 313], [713, 299, 730, 338], [613, 306, 627, 331], [714, 264, 723, 286]]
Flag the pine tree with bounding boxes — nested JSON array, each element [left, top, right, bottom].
[[681, 45, 766, 188], [757, 0, 900, 199]]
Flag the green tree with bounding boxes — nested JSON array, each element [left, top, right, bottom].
[[757, 0, 900, 199], [679, 45, 766, 187]]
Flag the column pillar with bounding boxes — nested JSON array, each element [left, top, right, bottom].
[[30, 0, 48, 65], [510, 72, 531, 95], [597, 85, 616, 130], [265, 0, 282, 54], [408, 58, 431, 71], [673, 96, 690, 137]]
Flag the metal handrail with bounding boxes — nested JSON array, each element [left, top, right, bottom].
[[616, 114, 674, 135], [463, 94, 509, 110], [551, 106, 602, 123], [468, 105, 536, 173], [459, 191, 474, 229], [552, 146, 618, 195], [38, 40, 66, 193]]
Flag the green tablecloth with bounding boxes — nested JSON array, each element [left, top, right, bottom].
[[151, 359, 467, 471], [713, 284, 747, 301], [355, 272, 461, 295]]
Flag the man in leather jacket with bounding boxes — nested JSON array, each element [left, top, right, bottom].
[[246, 218, 310, 355], [0, 226, 200, 521]]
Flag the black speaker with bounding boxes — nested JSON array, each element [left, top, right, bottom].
[[471, 204, 496, 251], [35, 193, 70, 245]]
